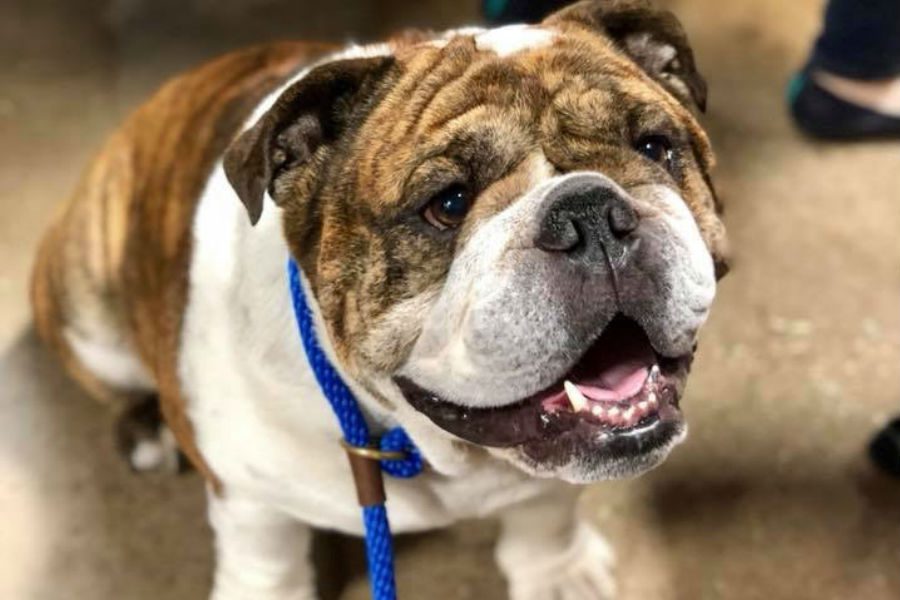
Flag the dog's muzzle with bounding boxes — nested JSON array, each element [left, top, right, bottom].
[[395, 172, 716, 479]]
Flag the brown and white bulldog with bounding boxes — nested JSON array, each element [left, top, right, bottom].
[[31, 1, 729, 598]]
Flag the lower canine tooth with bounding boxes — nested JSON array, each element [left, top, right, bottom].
[[564, 381, 588, 412]]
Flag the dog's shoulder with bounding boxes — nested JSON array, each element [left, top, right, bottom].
[[32, 41, 335, 484]]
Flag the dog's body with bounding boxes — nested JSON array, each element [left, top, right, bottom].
[[32, 2, 728, 598]]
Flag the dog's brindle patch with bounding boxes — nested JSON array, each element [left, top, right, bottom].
[[263, 8, 728, 383], [31, 42, 336, 486]]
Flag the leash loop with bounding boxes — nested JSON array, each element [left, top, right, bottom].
[[340, 439, 408, 462]]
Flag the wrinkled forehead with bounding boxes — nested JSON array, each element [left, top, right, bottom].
[[353, 24, 711, 205]]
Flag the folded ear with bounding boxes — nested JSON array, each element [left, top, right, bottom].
[[224, 55, 395, 225], [545, 0, 707, 112]]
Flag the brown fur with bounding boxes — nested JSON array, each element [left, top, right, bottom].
[[31, 41, 335, 485]]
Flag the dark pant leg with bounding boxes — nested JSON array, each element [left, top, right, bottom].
[[811, 0, 900, 79], [483, 0, 570, 25]]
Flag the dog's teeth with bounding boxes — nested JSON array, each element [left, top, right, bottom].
[[650, 365, 660, 380], [638, 401, 649, 412], [648, 391, 658, 406], [623, 407, 635, 422], [591, 405, 605, 418], [607, 407, 620, 420], [564, 381, 588, 412]]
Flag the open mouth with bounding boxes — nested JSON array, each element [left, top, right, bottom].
[[396, 315, 693, 461]]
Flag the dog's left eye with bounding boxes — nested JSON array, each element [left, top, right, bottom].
[[634, 135, 675, 171], [423, 185, 471, 230]]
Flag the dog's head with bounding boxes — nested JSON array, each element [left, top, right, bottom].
[[225, 0, 729, 483]]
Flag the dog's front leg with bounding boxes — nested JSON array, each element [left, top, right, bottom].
[[208, 490, 316, 600], [495, 486, 616, 600]]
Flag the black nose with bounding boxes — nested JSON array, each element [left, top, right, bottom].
[[535, 176, 640, 266]]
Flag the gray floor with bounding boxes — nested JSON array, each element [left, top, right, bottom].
[[2, 0, 900, 598]]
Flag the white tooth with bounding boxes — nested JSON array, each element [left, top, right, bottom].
[[651, 365, 660, 380], [591, 405, 605, 418], [648, 392, 658, 406], [638, 401, 649, 412], [623, 407, 635, 422], [564, 381, 588, 412], [607, 407, 620, 419]]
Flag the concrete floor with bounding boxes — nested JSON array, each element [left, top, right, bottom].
[[2, 0, 899, 598]]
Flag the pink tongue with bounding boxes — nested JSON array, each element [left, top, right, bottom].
[[600, 361, 650, 392], [578, 362, 649, 402]]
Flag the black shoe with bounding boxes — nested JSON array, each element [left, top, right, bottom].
[[788, 72, 900, 141], [869, 417, 900, 479]]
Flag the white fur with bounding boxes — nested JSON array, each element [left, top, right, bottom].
[[425, 25, 554, 57], [65, 327, 155, 391], [632, 183, 717, 346], [130, 439, 165, 471], [492, 487, 616, 600], [475, 25, 556, 57], [427, 26, 488, 48], [129, 426, 180, 473], [208, 492, 317, 600]]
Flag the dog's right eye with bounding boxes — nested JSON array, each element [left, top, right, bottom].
[[634, 134, 675, 172], [422, 184, 471, 231]]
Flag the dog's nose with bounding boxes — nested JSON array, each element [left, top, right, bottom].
[[535, 175, 640, 265]]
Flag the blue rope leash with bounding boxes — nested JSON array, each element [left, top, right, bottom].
[[287, 259, 423, 600]]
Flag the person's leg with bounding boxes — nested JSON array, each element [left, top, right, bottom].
[[790, 0, 900, 139], [811, 0, 900, 80]]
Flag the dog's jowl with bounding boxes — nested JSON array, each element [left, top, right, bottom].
[[31, 1, 729, 598]]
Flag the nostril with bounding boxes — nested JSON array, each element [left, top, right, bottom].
[[608, 203, 639, 238], [535, 216, 581, 253]]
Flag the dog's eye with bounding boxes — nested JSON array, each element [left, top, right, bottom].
[[634, 135, 674, 171], [423, 185, 471, 230]]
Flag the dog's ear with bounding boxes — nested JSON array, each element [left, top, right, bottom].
[[224, 55, 395, 225], [545, 0, 707, 112]]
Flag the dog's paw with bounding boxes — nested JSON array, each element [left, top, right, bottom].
[[506, 523, 616, 600], [115, 396, 185, 474]]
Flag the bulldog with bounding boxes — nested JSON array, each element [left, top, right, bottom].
[[31, 1, 729, 598]]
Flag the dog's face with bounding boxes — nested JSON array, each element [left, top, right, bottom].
[[225, 0, 729, 483]]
